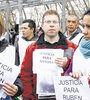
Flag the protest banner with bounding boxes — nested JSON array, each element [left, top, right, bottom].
[[54, 76, 90, 100]]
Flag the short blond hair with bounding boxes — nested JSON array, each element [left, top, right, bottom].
[[42, 10, 60, 23]]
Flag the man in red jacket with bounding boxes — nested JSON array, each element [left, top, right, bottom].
[[21, 10, 77, 100]]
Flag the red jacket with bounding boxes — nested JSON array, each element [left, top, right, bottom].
[[21, 32, 77, 100]]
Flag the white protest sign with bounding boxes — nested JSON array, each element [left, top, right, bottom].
[[0, 61, 20, 84], [33, 49, 64, 73], [54, 76, 90, 100], [0, 61, 20, 98], [33, 49, 64, 98], [37, 71, 56, 96]]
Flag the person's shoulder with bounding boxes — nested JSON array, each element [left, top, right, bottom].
[[32, 35, 38, 41], [27, 40, 37, 50], [67, 39, 78, 49]]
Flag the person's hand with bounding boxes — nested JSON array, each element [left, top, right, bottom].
[[2, 82, 18, 96], [55, 57, 68, 68], [70, 72, 83, 79]]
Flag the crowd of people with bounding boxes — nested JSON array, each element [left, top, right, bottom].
[[0, 7, 90, 100]]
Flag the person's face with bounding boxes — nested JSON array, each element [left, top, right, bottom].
[[42, 15, 60, 38], [21, 22, 33, 39], [66, 15, 79, 33], [83, 15, 90, 41]]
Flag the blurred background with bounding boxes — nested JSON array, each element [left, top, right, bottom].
[[0, 0, 89, 40]]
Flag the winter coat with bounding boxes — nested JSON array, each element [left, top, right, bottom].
[[21, 32, 77, 100]]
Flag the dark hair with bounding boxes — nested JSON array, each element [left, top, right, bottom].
[[42, 10, 60, 23], [67, 14, 79, 22], [23, 19, 36, 33], [83, 8, 90, 18]]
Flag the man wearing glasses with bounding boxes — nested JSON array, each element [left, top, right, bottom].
[[21, 10, 77, 100]]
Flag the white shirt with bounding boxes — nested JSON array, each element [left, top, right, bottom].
[[19, 37, 35, 65], [73, 48, 90, 76]]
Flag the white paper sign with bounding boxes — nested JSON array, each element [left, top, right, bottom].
[[54, 76, 90, 100], [37, 72, 56, 95], [0, 61, 20, 98], [33, 49, 64, 98], [33, 49, 64, 73]]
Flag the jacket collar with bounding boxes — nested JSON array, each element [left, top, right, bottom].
[[65, 27, 82, 40], [37, 32, 67, 48], [22, 35, 38, 41]]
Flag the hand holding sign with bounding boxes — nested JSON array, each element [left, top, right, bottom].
[[55, 57, 68, 68], [2, 82, 18, 96], [33, 49, 64, 98], [70, 72, 83, 80], [0, 61, 20, 98]]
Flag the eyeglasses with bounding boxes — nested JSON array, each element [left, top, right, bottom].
[[44, 20, 59, 24]]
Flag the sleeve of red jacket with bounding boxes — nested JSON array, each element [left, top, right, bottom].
[[20, 46, 37, 100], [63, 40, 78, 73]]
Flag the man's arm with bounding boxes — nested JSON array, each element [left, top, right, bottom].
[[2, 74, 23, 98], [21, 46, 36, 100]]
